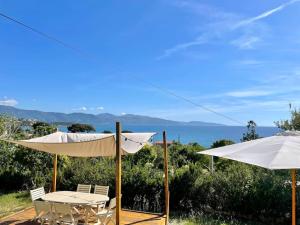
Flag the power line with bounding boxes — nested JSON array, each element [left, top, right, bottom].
[[0, 12, 95, 60], [133, 77, 244, 125], [0, 11, 245, 126]]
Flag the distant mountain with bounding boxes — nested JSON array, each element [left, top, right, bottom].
[[0, 105, 225, 126]]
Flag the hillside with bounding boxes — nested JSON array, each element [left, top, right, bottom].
[[0, 105, 224, 126]]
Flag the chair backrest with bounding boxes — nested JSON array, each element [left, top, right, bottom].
[[108, 198, 116, 210], [77, 184, 91, 193], [53, 202, 72, 216], [94, 185, 109, 196], [33, 200, 52, 217], [30, 187, 45, 201]]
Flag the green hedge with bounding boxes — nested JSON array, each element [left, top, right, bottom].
[[0, 141, 296, 224]]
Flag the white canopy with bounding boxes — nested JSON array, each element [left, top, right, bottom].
[[198, 131, 300, 170], [7, 131, 155, 157]]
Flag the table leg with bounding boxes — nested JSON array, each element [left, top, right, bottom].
[[84, 206, 91, 225]]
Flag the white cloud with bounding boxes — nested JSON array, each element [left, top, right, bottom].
[[226, 90, 274, 98], [72, 106, 87, 111], [233, 0, 300, 29], [236, 59, 265, 66], [156, 37, 207, 60], [0, 98, 18, 106], [121, 112, 127, 115], [158, 0, 299, 58], [72, 106, 104, 112], [231, 35, 261, 49]]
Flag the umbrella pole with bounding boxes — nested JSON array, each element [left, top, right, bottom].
[[116, 122, 122, 225], [52, 154, 57, 192], [163, 131, 169, 225], [292, 169, 297, 225]]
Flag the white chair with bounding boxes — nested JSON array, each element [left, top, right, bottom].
[[33, 200, 54, 225], [94, 185, 109, 196], [53, 202, 80, 225], [92, 185, 109, 213], [96, 198, 116, 225], [77, 184, 91, 193], [30, 187, 45, 201]]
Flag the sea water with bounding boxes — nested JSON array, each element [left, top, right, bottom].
[[59, 125, 279, 148], [94, 125, 279, 147]]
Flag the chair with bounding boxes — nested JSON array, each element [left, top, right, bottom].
[[30, 187, 45, 201], [33, 200, 54, 225], [95, 198, 116, 225], [77, 184, 91, 193], [92, 185, 109, 213], [53, 202, 80, 225], [94, 185, 109, 196]]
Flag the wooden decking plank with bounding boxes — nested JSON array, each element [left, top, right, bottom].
[[0, 207, 166, 225]]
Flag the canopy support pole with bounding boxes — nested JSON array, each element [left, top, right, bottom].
[[292, 169, 297, 225], [163, 131, 169, 225], [210, 156, 214, 173], [52, 154, 57, 192], [116, 122, 122, 225]]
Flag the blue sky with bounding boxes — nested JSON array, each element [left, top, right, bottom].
[[0, 0, 300, 126]]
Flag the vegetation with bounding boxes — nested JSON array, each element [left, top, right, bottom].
[[32, 121, 56, 136], [67, 123, 96, 133], [241, 120, 260, 142], [0, 116, 295, 224], [0, 191, 31, 218], [103, 130, 112, 133], [170, 213, 264, 225], [211, 139, 235, 148], [275, 108, 300, 131]]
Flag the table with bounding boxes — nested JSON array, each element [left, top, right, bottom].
[[43, 191, 109, 224]]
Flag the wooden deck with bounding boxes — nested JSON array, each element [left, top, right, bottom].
[[0, 207, 166, 225]]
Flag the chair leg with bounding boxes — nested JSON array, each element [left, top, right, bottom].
[[105, 217, 114, 225], [98, 216, 106, 225]]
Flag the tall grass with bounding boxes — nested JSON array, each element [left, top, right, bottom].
[[170, 213, 265, 225], [0, 191, 32, 218]]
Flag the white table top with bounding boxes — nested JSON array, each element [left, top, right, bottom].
[[42, 191, 109, 205]]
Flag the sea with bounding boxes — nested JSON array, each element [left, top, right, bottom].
[[60, 125, 280, 148]]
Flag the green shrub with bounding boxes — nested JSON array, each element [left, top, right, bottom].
[[0, 132, 296, 224]]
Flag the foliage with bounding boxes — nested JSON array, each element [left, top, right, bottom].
[[67, 123, 96, 133], [0, 191, 31, 218], [210, 140, 235, 170], [241, 121, 259, 142], [170, 212, 264, 225], [0, 115, 23, 139], [211, 139, 235, 148], [103, 130, 112, 133], [0, 115, 296, 224], [275, 109, 300, 131], [32, 121, 57, 136]]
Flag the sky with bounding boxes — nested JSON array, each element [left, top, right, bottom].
[[0, 0, 300, 126]]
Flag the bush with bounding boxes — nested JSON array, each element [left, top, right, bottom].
[[0, 129, 296, 224]]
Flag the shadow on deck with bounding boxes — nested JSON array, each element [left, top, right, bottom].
[[0, 207, 166, 225]]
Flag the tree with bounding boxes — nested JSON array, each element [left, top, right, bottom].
[[122, 130, 133, 133], [210, 139, 235, 171], [67, 123, 96, 133], [0, 115, 24, 139], [32, 121, 56, 137], [102, 130, 112, 134], [211, 139, 235, 148], [241, 120, 259, 142], [275, 108, 300, 131]]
